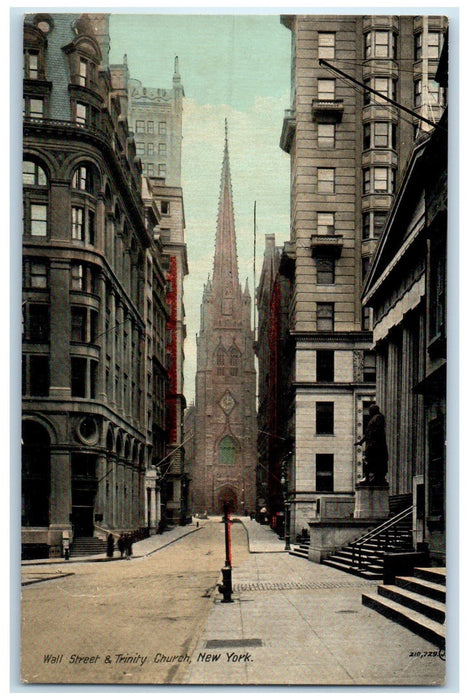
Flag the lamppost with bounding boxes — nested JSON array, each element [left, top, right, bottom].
[[218, 500, 233, 603], [280, 453, 292, 551]]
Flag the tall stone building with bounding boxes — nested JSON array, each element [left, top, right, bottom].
[[192, 125, 257, 515], [109, 54, 188, 525], [22, 13, 169, 556], [277, 14, 447, 535]]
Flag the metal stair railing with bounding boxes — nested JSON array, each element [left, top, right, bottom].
[[351, 505, 414, 570]]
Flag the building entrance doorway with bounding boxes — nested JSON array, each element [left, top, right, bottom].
[[71, 453, 97, 537], [217, 486, 238, 515], [71, 505, 95, 537]]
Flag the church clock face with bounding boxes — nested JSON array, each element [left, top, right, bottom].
[[219, 391, 236, 415]]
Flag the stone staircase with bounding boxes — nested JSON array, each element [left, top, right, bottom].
[[362, 567, 446, 647], [321, 518, 414, 579], [289, 535, 311, 560], [70, 536, 108, 557]]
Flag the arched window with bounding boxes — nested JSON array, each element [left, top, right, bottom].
[[219, 436, 236, 465], [216, 347, 225, 376], [72, 164, 97, 194], [229, 346, 240, 376]]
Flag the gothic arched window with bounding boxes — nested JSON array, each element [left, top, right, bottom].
[[229, 346, 240, 376], [216, 347, 225, 376], [219, 436, 236, 465]]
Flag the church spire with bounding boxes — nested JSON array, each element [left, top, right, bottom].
[[212, 121, 241, 309]]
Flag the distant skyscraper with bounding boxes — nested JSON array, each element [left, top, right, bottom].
[[192, 123, 257, 515]]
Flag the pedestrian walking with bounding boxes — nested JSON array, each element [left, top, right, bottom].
[[125, 533, 133, 559], [106, 532, 115, 558], [117, 534, 125, 558]]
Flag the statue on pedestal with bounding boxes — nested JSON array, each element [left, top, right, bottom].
[[355, 404, 388, 486]]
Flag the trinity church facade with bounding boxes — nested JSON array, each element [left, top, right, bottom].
[[191, 125, 257, 515]]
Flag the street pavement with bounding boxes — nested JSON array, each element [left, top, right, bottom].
[[19, 517, 446, 688], [182, 517, 446, 687]]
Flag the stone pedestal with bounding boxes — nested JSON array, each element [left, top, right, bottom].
[[354, 483, 390, 519]]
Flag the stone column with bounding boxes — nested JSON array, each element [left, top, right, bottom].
[[49, 448, 72, 529], [49, 259, 71, 401], [98, 272, 107, 402], [148, 480, 157, 534]]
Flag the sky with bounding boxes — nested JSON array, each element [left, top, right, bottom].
[[108, 12, 292, 403]]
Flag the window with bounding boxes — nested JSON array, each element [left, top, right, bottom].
[[78, 58, 87, 86], [158, 121, 167, 135], [72, 206, 84, 240], [362, 306, 372, 330], [428, 79, 445, 107], [29, 355, 50, 396], [318, 123, 335, 148], [316, 402, 334, 434], [316, 350, 334, 382], [362, 212, 371, 240], [23, 161, 47, 186], [72, 165, 95, 193], [363, 167, 394, 194], [414, 79, 422, 107], [317, 168, 335, 193], [363, 168, 371, 194], [24, 50, 39, 79], [317, 302, 334, 331], [147, 121, 154, 134], [318, 79, 335, 101], [30, 204, 48, 237], [23, 97, 44, 119], [317, 212, 335, 236], [364, 30, 396, 59], [374, 167, 389, 191], [363, 352, 376, 382], [147, 142, 155, 156], [75, 102, 87, 125], [219, 436, 236, 465], [71, 206, 95, 244], [71, 357, 87, 397], [147, 163, 155, 177], [374, 121, 395, 148], [374, 211, 387, 238], [161, 201, 170, 215], [317, 258, 335, 285], [229, 347, 240, 376], [158, 142, 167, 156], [30, 262, 48, 288], [318, 33, 335, 59], [158, 164, 166, 178], [428, 32, 442, 60], [216, 347, 225, 376], [316, 454, 334, 491], [414, 32, 423, 60], [135, 120, 145, 133], [136, 142, 145, 156], [71, 307, 87, 342], [25, 304, 49, 342], [365, 77, 396, 106]]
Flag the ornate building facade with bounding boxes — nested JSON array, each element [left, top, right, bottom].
[[21, 13, 172, 556], [192, 126, 257, 515]]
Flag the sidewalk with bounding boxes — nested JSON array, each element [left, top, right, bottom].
[[182, 517, 445, 687], [20, 522, 202, 567]]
